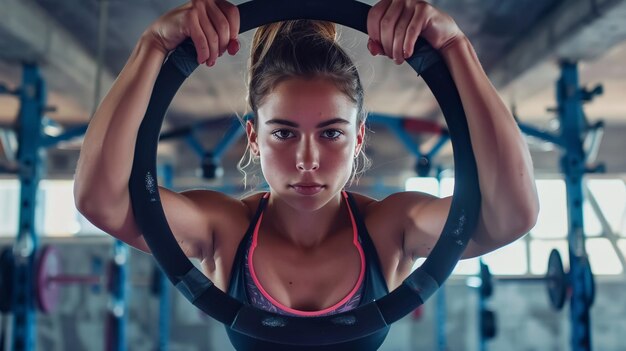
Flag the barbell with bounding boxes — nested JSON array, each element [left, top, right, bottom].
[[479, 249, 595, 311], [0, 245, 165, 315]]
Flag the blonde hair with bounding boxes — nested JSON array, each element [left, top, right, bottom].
[[238, 20, 371, 189]]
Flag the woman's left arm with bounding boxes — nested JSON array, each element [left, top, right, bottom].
[[367, 0, 540, 255], [437, 36, 540, 248]]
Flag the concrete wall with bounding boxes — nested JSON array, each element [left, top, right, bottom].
[[1, 239, 624, 351]]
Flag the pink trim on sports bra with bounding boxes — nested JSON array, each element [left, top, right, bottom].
[[247, 191, 366, 317]]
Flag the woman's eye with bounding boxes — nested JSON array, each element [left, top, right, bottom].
[[322, 129, 343, 140], [271, 130, 294, 140]]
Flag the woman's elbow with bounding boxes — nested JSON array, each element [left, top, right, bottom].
[[521, 193, 540, 232], [491, 201, 539, 247], [73, 179, 96, 217], [73, 182, 116, 222]]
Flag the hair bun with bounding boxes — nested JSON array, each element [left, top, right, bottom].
[[250, 20, 337, 71]]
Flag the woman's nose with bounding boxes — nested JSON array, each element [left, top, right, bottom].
[[296, 139, 320, 171], [297, 160, 319, 171]]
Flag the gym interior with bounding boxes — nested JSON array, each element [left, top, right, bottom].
[[1, 0, 625, 350]]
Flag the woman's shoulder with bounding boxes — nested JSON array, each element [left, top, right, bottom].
[[345, 191, 377, 214], [240, 191, 268, 217], [175, 189, 265, 231], [350, 190, 435, 231]]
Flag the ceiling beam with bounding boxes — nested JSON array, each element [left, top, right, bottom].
[[0, 0, 114, 117], [488, 0, 626, 95]]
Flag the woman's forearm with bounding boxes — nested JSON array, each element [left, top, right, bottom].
[[440, 36, 539, 245], [74, 34, 167, 217]]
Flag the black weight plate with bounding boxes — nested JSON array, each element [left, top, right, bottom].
[[0, 247, 14, 313], [481, 309, 497, 340], [547, 249, 566, 310]]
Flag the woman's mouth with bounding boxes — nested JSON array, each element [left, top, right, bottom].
[[290, 184, 325, 195]]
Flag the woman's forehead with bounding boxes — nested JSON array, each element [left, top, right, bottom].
[[257, 78, 358, 125]]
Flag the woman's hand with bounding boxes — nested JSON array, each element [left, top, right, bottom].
[[367, 0, 464, 64], [143, 0, 240, 67]]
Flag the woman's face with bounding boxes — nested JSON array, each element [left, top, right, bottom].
[[247, 77, 364, 211]]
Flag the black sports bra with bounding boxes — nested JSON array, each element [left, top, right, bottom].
[[224, 191, 390, 351]]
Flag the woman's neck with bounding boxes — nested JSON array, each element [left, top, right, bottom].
[[263, 192, 349, 249]]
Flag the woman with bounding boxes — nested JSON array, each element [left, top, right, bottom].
[[75, 0, 538, 330]]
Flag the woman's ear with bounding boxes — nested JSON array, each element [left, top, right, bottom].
[[246, 120, 259, 156], [355, 122, 365, 157]]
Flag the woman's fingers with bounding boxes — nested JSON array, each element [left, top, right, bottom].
[[215, 0, 240, 55], [216, 1, 239, 40], [379, 0, 403, 58], [367, 0, 390, 55], [392, 6, 416, 63], [186, 11, 211, 65], [368, 0, 461, 62], [402, 6, 426, 59], [205, 0, 230, 56], [188, 0, 240, 65]]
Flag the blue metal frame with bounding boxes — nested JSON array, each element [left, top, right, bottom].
[[213, 118, 246, 160], [517, 122, 565, 148], [368, 113, 450, 177], [474, 62, 601, 351], [557, 61, 594, 351], [183, 115, 248, 165], [107, 239, 129, 351], [434, 168, 447, 351], [1, 64, 103, 351], [156, 164, 173, 351], [478, 282, 487, 351], [10, 63, 46, 351], [161, 112, 451, 180], [511, 62, 599, 351], [40, 124, 88, 148]]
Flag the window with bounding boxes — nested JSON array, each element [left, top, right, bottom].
[[618, 240, 626, 259], [40, 180, 81, 236], [0, 179, 106, 238], [481, 239, 528, 275], [405, 177, 440, 196], [586, 179, 625, 236], [530, 179, 568, 239], [404, 176, 626, 276], [585, 238, 623, 275], [583, 200, 603, 237], [0, 179, 19, 237]]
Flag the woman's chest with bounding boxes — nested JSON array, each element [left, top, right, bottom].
[[250, 230, 363, 311]]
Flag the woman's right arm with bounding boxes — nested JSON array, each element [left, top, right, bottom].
[[74, 0, 241, 257]]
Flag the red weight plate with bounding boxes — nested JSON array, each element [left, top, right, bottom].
[[35, 245, 61, 314]]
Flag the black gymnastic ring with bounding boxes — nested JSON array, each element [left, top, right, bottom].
[[129, 0, 481, 347]]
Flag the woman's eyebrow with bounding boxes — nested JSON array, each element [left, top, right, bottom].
[[265, 118, 350, 128]]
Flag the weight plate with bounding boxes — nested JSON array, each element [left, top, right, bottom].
[[481, 309, 497, 340], [35, 245, 61, 314], [546, 249, 567, 310], [0, 247, 14, 313], [107, 260, 121, 295], [150, 263, 162, 297]]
